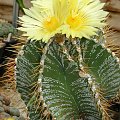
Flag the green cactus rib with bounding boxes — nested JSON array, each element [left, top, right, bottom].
[[16, 38, 120, 120], [79, 39, 120, 119], [42, 41, 101, 120], [16, 40, 47, 120], [63, 39, 120, 119], [59, 40, 111, 119], [80, 39, 120, 99]]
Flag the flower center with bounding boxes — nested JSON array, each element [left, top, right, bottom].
[[66, 14, 84, 29], [44, 16, 59, 32]]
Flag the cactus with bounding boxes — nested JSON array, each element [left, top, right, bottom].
[[15, 0, 120, 119], [0, 23, 17, 37], [15, 37, 120, 120]]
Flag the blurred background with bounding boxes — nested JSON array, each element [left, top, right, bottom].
[[0, 0, 31, 22]]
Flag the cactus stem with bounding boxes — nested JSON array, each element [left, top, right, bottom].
[[82, 71, 111, 120], [59, 41, 74, 62], [39, 39, 53, 73], [18, 50, 24, 56], [38, 78, 42, 84], [36, 39, 53, 119], [106, 46, 120, 63], [87, 75, 112, 120], [71, 38, 88, 77], [101, 44, 106, 48], [112, 52, 115, 57], [93, 39, 97, 43], [15, 58, 17, 64], [64, 38, 111, 119], [116, 57, 120, 63]]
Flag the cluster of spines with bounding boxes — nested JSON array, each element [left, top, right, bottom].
[[87, 75, 112, 120], [36, 39, 54, 119]]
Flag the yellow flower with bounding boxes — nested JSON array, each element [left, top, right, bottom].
[[61, 0, 108, 39], [18, 0, 67, 42], [31, 0, 52, 12], [19, 0, 108, 42], [4, 118, 15, 120]]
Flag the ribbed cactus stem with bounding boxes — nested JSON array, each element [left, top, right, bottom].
[[37, 39, 53, 119], [60, 39, 110, 119], [38, 39, 53, 97], [71, 39, 87, 78], [70, 38, 111, 119], [39, 39, 53, 74], [59, 41, 74, 62], [87, 75, 111, 120]]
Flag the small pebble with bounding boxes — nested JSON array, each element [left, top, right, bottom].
[[0, 112, 11, 119], [9, 107, 20, 117], [0, 107, 4, 112], [3, 105, 10, 113], [0, 95, 10, 106], [0, 101, 2, 106], [3, 96, 10, 106], [18, 116, 25, 120], [0, 96, 4, 101]]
